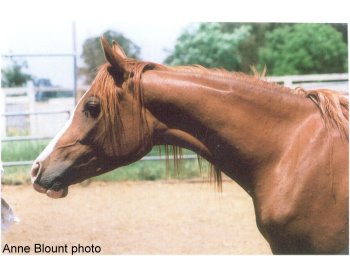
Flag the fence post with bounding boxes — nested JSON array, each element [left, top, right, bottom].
[[27, 82, 36, 135], [284, 77, 293, 88], [0, 88, 6, 138]]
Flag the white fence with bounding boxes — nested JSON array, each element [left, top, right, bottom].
[[267, 73, 348, 93], [0, 85, 74, 138]]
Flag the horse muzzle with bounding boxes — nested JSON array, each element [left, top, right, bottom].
[[31, 162, 69, 199]]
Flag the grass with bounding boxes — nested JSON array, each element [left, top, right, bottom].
[[1, 140, 209, 185], [1, 139, 49, 162], [1, 139, 50, 184]]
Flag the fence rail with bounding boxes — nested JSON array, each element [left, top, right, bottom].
[[1, 84, 74, 138], [267, 73, 348, 93], [1, 136, 54, 142], [2, 110, 70, 117]]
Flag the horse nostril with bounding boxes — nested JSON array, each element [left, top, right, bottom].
[[31, 162, 41, 182]]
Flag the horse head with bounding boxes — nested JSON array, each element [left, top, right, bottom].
[[31, 38, 155, 198]]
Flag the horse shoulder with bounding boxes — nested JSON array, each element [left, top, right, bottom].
[[252, 113, 348, 253]]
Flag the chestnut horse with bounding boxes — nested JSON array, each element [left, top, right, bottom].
[[31, 38, 348, 254]]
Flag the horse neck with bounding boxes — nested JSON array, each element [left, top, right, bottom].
[[141, 69, 313, 190]]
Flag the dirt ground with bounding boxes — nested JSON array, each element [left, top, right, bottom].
[[2, 180, 271, 254]]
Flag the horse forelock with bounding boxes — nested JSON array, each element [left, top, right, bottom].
[[89, 64, 124, 156], [89, 61, 161, 156]]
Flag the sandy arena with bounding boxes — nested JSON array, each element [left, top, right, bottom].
[[2, 180, 271, 254]]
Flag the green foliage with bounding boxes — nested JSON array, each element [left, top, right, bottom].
[[258, 24, 348, 75], [164, 23, 251, 71], [330, 23, 348, 43], [219, 23, 288, 73], [164, 23, 348, 75], [1, 59, 32, 87], [79, 30, 141, 84]]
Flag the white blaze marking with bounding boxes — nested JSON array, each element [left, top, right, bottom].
[[34, 89, 90, 164], [35, 109, 75, 163]]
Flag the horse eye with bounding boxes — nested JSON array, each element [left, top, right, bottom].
[[83, 101, 101, 118]]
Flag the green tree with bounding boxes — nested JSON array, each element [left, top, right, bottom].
[[220, 23, 289, 73], [164, 23, 251, 71], [258, 24, 348, 75], [1, 59, 32, 88], [330, 23, 348, 43], [79, 30, 141, 84]]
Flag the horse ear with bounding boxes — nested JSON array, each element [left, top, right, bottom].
[[112, 40, 127, 59], [100, 37, 127, 75]]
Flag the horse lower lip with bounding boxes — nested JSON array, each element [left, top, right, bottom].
[[33, 183, 47, 193], [46, 187, 68, 199], [33, 183, 68, 198]]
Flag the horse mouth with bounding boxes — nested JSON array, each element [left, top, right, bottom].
[[31, 162, 69, 199], [33, 183, 69, 199]]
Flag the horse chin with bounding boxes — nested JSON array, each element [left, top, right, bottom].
[[46, 187, 68, 199], [33, 183, 68, 199]]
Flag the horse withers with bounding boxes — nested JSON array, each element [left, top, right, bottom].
[[31, 38, 348, 254]]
